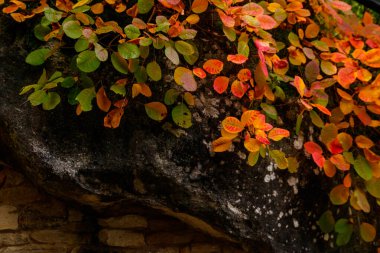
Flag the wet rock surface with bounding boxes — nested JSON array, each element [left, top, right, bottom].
[[0, 16, 328, 253]]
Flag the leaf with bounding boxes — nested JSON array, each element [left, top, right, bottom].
[[247, 151, 260, 166], [230, 80, 248, 99], [44, 7, 63, 23], [320, 123, 338, 145], [175, 40, 195, 56], [241, 2, 264, 16], [257, 15, 277, 30], [237, 69, 251, 82], [118, 43, 140, 59], [212, 137, 232, 152], [309, 110, 324, 128], [76, 50, 100, 73], [337, 67, 356, 89], [223, 26, 236, 42], [329, 184, 349, 205], [25, 48, 50, 66], [292, 76, 306, 97], [164, 89, 180, 105], [191, 0, 208, 13], [137, 0, 154, 14], [305, 23, 320, 39], [366, 178, 380, 198], [91, 3, 104, 14], [34, 24, 51, 41], [330, 154, 350, 171], [193, 68, 206, 79], [124, 24, 140, 39], [354, 155, 372, 181], [354, 188, 370, 213], [146, 61, 162, 81], [321, 60, 337, 76], [216, 9, 234, 27], [186, 14, 200, 24], [75, 38, 89, 52], [355, 135, 374, 149], [227, 54, 248, 64], [111, 52, 129, 74], [104, 108, 124, 128], [335, 219, 353, 246], [288, 32, 301, 48], [323, 160, 336, 177], [337, 133, 353, 152], [213, 76, 229, 94], [183, 92, 195, 106], [145, 102, 167, 121], [222, 117, 244, 134], [331, 1, 351, 11], [203, 59, 223, 74], [76, 87, 96, 112], [305, 60, 320, 83], [268, 128, 290, 141], [63, 20, 82, 39], [317, 211, 335, 233], [172, 104, 192, 128], [360, 223, 376, 242], [269, 150, 288, 169], [96, 87, 111, 112], [311, 103, 331, 116], [244, 138, 261, 153], [165, 46, 180, 65], [260, 103, 277, 120], [295, 114, 302, 135], [174, 67, 197, 92], [94, 43, 108, 62]]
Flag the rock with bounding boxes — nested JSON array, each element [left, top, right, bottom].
[[98, 229, 145, 247], [0, 16, 328, 253], [0, 244, 68, 253], [190, 243, 221, 253], [30, 230, 88, 244], [0, 232, 29, 246], [146, 231, 194, 246], [0, 205, 18, 231], [98, 215, 148, 229]]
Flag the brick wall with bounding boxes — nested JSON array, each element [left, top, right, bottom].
[[0, 165, 247, 253]]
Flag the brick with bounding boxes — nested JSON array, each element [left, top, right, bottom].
[[98, 215, 148, 229], [146, 231, 194, 246], [98, 229, 145, 248], [0, 205, 18, 231], [0, 232, 29, 246], [0, 244, 67, 253], [30, 230, 88, 244], [0, 185, 41, 205], [190, 243, 221, 253]]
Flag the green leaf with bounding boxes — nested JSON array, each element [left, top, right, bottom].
[[68, 87, 80, 105], [309, 110, 324, 128], [20, 85, 38, 95], [34, 24, 51, 41], [110, 84, 126, 96], [137, 0, 154, 14], [134, 66, 147, 83], [335, 219, 353, 246], [139, 37, 152, 46], [366, 178, 380, 198], [274, 86, 285, 101], [153, 37, 165, 49], [25, 48, 51, 66], [139, 45, 149, 59], [146, 61, 162, 81], [118, 43, 140, 59], [44, 7, 63, 23], [179, 29, 197, 40], [28, 90, 48, 106], [183, 42, 199, 65], [37, 69, 48, 85], [296, 114, 303, 135], [111, 52, 129, 74], [75, 38, 89, 52], [165, 46, 180, 65], [61, 77, 76, 88], [94, 43, 108, 62], [164, 89, 180, 105], [75, 87, 96, 111], [269, 150, 288, 169], [354, 155, 372, 181], [174, 41, 195, 56], [261, 103, 277, 120], [247, 152, 259, 166], [317, 211, 335, 233], [222, 25, 236, 42], [145, 102, 167, 121], [172, 104, 192, 128], [124, 24, 141, 39], [288, 32, 301, 47], [76, 50, 100, 73], [63, 20, 83, 39], [42, 92, 61, 110]]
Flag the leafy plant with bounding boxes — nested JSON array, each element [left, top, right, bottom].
[[2, 0, 380, 249]]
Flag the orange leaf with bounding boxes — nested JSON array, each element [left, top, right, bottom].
[[222, 117, 244, 134], [311, 103, 331, 116], [114, 99, 128, 108], [292, 76, 306, 97], [140, 83, 152, 97], [323, 160, 337, 177], [91, 3, 104, 14], [343, 173, 352, 188], [213, 76, 229, 94], [330, 154, 350, 171], [354, 105, 371, 126], [329, 184, 349, 205], [216, 9, 235, 28], [304, 141, 323, 154], [240, 110, 261, 127], [256, 14, 277, 30], [203, 59, 224, 74], [255, 130, 270, 145], [355, 135, 374, 149], [337, 132, 353, 151], [2, 4, 18, 13], [104, 108, 124, 128], [191, 0, 208, 14], [312, 152, 325, 168], [340, 100, 354, 115], [305, 23, 320, 39], [361, 49, 380, 68], [241, 2, 264, 16], [237, 69, 252, 82], [330, 1, 351, 11], [244, 138, 261, 153], [336, 67, 356, 89], [212, 137, 232, 152], [268, 128, 290, 141], [231, 80, 248, 98], [192, 68, 206, 79], [337, 88, 352, 100], [96, 87, 111, 112], [227, 54, 248, 64]]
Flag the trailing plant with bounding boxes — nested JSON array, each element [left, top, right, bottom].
[[2, 0, 380, 249]]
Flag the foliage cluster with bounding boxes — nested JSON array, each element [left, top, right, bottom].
[[2, 0, 380, 249]]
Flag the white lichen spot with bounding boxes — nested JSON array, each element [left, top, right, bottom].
[[277, 211, 284, 220], [293, 218, 299, 228], [227, 202, 243, 216], [266, 162, 274, 172], [237, 151, 246, 160], [293, 134, 304, 150], [278, 223, 282, 228], [312, 225, 317, 230], [324, 234, 329, 241], [273, 190, 278, 197], [255, 207, 262, 215]]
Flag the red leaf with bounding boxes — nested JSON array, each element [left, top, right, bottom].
[[304, 141, 323, 155], [193, 68, 206, 79], [213, 76, 229, 94], [227, 54, 248, 64], [231, 80, 248, 98], [312, 152, 325, 168]]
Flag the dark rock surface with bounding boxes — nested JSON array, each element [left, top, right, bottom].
[[0, 16, 328, 253]]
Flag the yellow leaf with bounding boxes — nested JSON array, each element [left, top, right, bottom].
[[212, 137, 232, 152]]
